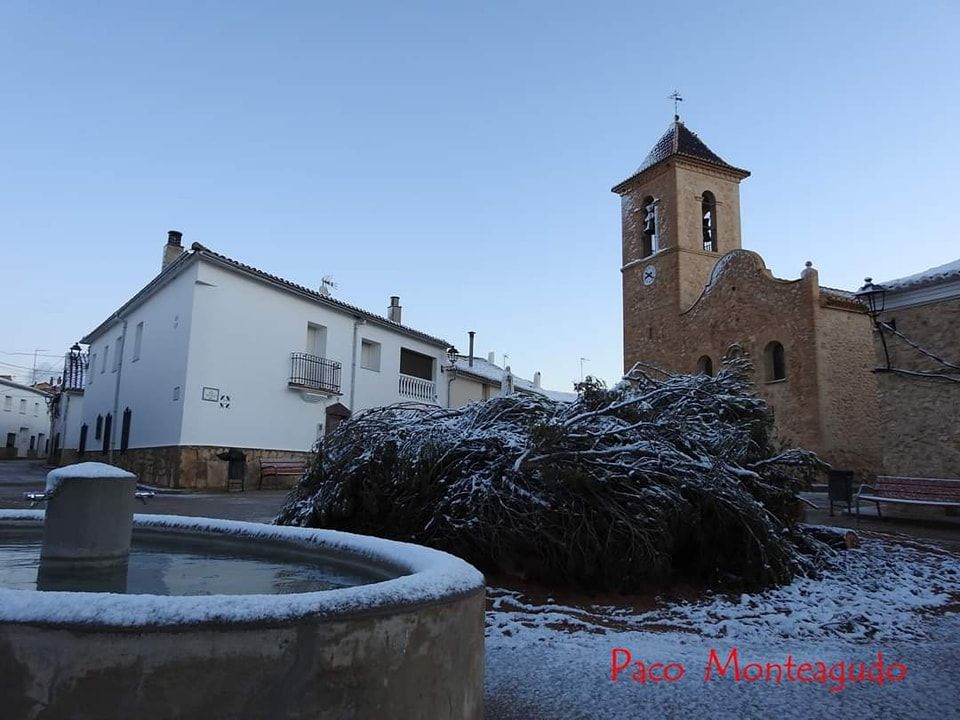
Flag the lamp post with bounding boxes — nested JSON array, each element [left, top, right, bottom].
[[68, 343, 82, 389], [444, 346, 460, 410], [855, 277, 890, 369], [446, 346, 459, 367]]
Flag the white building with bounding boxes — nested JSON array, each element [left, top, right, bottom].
[[76, 231, 452, 488], [0, 378, 51, 458]]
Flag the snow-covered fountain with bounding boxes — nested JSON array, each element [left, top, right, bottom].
[[0, 463, 485, 720]]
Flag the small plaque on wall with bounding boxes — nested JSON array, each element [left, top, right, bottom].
[[202, 386, 220, 402]]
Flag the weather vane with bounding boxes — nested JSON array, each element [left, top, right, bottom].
[[668, 90, 683, 120]]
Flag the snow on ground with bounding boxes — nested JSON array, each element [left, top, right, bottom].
[[485, 534, 960, 719]]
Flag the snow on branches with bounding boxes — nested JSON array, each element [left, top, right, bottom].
[[276, 358, 829, 591]]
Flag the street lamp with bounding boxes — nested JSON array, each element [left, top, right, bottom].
[[855, 277, 886, 319], [855, 277, 890, 369], [68, 343, 83, 389], [446, 346, 459, 366]]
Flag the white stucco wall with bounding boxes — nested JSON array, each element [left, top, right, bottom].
[[51, 391, 84, 451], [177, 261, 449, 451], [76, 256, 449, 454], [80, 265, 196, 451], [0, 381, 51, 457]]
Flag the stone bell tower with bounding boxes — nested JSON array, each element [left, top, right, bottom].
[[613, 117, 751, 373]]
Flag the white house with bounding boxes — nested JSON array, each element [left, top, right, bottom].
[[75, 231, 452, 488], [0, 378, 51, 458]]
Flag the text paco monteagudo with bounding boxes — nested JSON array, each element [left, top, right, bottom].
[[611, 647, 907, 694]]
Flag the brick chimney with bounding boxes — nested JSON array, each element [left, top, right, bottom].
[[162, 230, 184, 271], [533, 371, 541, 388], [388, 296, 402, 323]]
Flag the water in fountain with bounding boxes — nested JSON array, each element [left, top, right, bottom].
[[0, 532, 385, 594], [3, 462, 387, 595]]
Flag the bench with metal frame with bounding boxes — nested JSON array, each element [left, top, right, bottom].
[[258, 460, 307, 490], [855, 475, 960, 519]]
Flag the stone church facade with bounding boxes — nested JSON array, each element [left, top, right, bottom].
[[614, 119, 881, 477]]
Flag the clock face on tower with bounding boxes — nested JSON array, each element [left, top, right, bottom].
[[643, 265, 657, 286]]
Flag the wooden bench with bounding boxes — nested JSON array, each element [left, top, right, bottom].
[[856, 476, 960, 519], [258, 460, 307, 490]]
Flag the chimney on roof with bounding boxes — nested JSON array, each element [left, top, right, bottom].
[[487, 351, 495, 364], [162, 230, 184, 271], [533, 371, 541, 388], [388, 296, 402, 323], [468, 331, 475, 367]]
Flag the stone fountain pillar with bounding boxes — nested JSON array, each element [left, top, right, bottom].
[[37, 462, 138, 592]]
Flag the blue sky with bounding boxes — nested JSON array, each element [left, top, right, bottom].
[[1, 1, 958, 389]]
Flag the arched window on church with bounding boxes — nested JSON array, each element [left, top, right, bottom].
[[641, 196, 658, 257], [696, 355, 714, 376], [764, 341, 786, 381], [702, 191, 717, 252]]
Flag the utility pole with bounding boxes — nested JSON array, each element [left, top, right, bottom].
[[580, 357, 590, 382]]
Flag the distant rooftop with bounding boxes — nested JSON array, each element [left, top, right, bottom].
[[880, 257, 960, 291], [450, 355, 577, 403]]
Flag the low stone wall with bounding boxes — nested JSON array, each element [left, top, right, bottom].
[[62, 446, 313, 490]]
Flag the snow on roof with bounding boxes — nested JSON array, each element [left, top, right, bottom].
[[82, 243, 450, 348], [0, 511, 484, 627], [880, 257, 960, 291], [451, 356, 577, 402]]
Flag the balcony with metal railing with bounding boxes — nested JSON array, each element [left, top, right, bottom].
[[289, 352, 342, 394], [399, 373, 436, 402]]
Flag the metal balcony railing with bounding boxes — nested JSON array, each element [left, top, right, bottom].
[[399, 373, 436, 402], [289, 353, 342, 394]]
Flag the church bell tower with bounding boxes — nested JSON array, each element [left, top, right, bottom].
[[613, 117, 750, 373]]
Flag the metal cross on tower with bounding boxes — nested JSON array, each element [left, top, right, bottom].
[[668, 90, 683, 120]]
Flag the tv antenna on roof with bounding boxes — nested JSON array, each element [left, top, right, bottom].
[[668, 90, 683, 120], [319, 275, 337, 296]]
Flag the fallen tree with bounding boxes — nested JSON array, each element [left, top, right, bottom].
[[276, 359, 830, 591]]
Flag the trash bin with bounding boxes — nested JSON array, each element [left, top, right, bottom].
[[827, 470, 854, 517], [216, 448, 247, 492]]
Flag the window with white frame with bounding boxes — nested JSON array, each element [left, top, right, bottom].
[[102, 346, 109, 374], [361, 339, 381, 371], [33, 402, 39, 416], [19, 399, 26, 414], [133, 322, 144, 361], [3, 396, 10, 412]]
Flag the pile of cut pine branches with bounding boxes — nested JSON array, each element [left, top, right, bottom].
[[276, 359, 829, 591]]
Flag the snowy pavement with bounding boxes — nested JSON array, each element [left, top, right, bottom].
[[484, 534, 960, 719]]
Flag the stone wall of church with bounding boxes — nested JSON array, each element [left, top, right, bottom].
[[620, 163, 677, 266], [624, 249, 882, 477], [875, 296, 960, 479], [812, 304, 882, 478], [668, 251, 824, 456]]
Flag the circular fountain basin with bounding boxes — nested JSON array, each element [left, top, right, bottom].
[[0, 510, 485, 720]]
